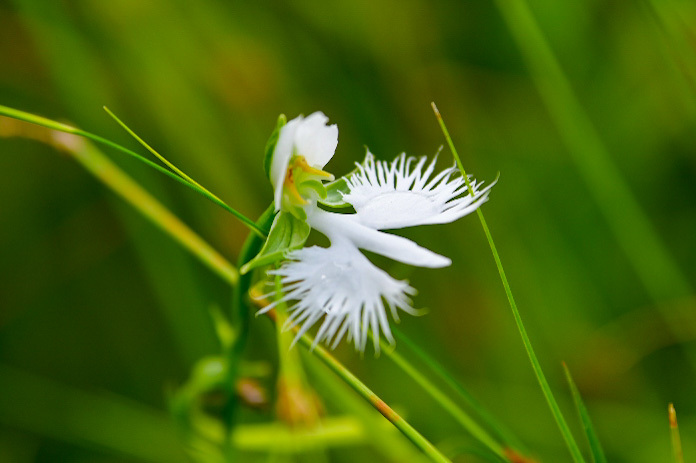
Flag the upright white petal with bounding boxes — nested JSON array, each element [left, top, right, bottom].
[[307, 208, 451, 268], [270, 117, 302, 211], [343, 151, 495, 229], [267, 240, 417, 352], [294, 112, 338, 169], [269, 112, 338, 212]]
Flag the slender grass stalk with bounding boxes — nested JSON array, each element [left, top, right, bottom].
[[103, 106, 224, 202], [294, 333, 452, 463], [0, 105, 265, 237], [258, 307, 450, 463], [378, 336, 506, 460], [432, 102, 586, 463], [1, 122, 239, 285], [562, 363, 607, 463], [668, 403, 684, 463], [392, 327, 526, 454], [490, 1, 692, 305]]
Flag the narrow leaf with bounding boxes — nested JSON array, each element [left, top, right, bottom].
[[669, 403, 684, 463], [240, 211, 310, 274], [562, 362, 607, 463]]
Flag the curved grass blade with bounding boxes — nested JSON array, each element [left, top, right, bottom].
[[103, 106, 218, 199], [562, 363, 607, 463], [0, 104, 265, 237], [433, 102, 586, 463], [376, 334, 507, 461], [669, 403, 684, 463]]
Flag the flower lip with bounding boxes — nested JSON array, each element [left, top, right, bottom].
[[270, 112, 338, 212], [264, 240, 417, 352]]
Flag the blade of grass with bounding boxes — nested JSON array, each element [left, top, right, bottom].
[[377, 336, 507, 461], [259, 307, 451, 463], [433, 102, 586, 463], [562, 363, 607, 463], [103, 106, 221, 200], [490, 0, 692, 305], [392, 327, 527, 454], [1, 121, 238, 285], [0, 105, 265, 237], [669, 403, 684, 463]]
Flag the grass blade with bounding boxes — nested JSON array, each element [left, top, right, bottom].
[[393, 327, 527, 454], [253, 302, 451, 463], [669, 403, 684, 463], [0, 104, 265, 237], [377, 334, 507, 460], [0, 120, 239, 285], [490, 0, 692, 305], [562, 363, 607, 463], [103, 106, 219, 199], [433, 102, 586, 463]]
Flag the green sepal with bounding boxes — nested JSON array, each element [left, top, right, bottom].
[[263, 114, 287, 180], [317, 177, 352, 208], [240, 211, 310, 274]]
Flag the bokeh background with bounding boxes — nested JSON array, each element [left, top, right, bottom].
[[1, 0, 695, 462]]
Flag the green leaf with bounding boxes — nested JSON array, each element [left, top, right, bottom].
[[264, 114, 287, 180], [317, 177, 352, 208], [240, 211, 310, 274], [562, 362, 607, 463]]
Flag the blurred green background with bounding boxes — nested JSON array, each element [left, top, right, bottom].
[[1, 0, 695, 461]]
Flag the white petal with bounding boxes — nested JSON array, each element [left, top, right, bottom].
[[269, 241, 416, 352], [270, 117, 302, 212], [343, 151, 495, 229], [294, 112, 338, 169], [307, 208, 451, 268]]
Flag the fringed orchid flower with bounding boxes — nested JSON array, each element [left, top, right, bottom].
[[245, 112, 495, 352]]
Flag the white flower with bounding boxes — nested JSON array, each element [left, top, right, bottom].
[[269, 112, 338, 212], [264, 113, 493, 352], [265, 240, 417, 352], [343, 151, 495, 230]]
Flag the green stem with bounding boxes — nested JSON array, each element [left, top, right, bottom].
[[433, 103, 586, 463], [225, 205, 275, 419], [392, 328, 525, 455], [58, 133, 239, 285], [0, 104, 265, 237], [290, 330, 451, 463], [380, 338, 506, 460]]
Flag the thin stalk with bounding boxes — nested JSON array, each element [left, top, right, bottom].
[[392, 327, 526, 454], [490, 1, 692, 304], [4, 124, 239, 285], [103, 106, 222, 201], [258, 308, 450, 463], [294, 333, 451, 463], [669, 403, 684, 463], [433, 103, 586, 463], [0, 105, 265, 237], [379, 337, 506, 460]]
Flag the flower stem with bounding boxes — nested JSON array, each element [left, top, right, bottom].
[[296, 334, 452, 463], [259, 308, 450, 463], [432, 102, 586, 463], [391, 328, 527, 456], [379, 337, 506, 460]]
